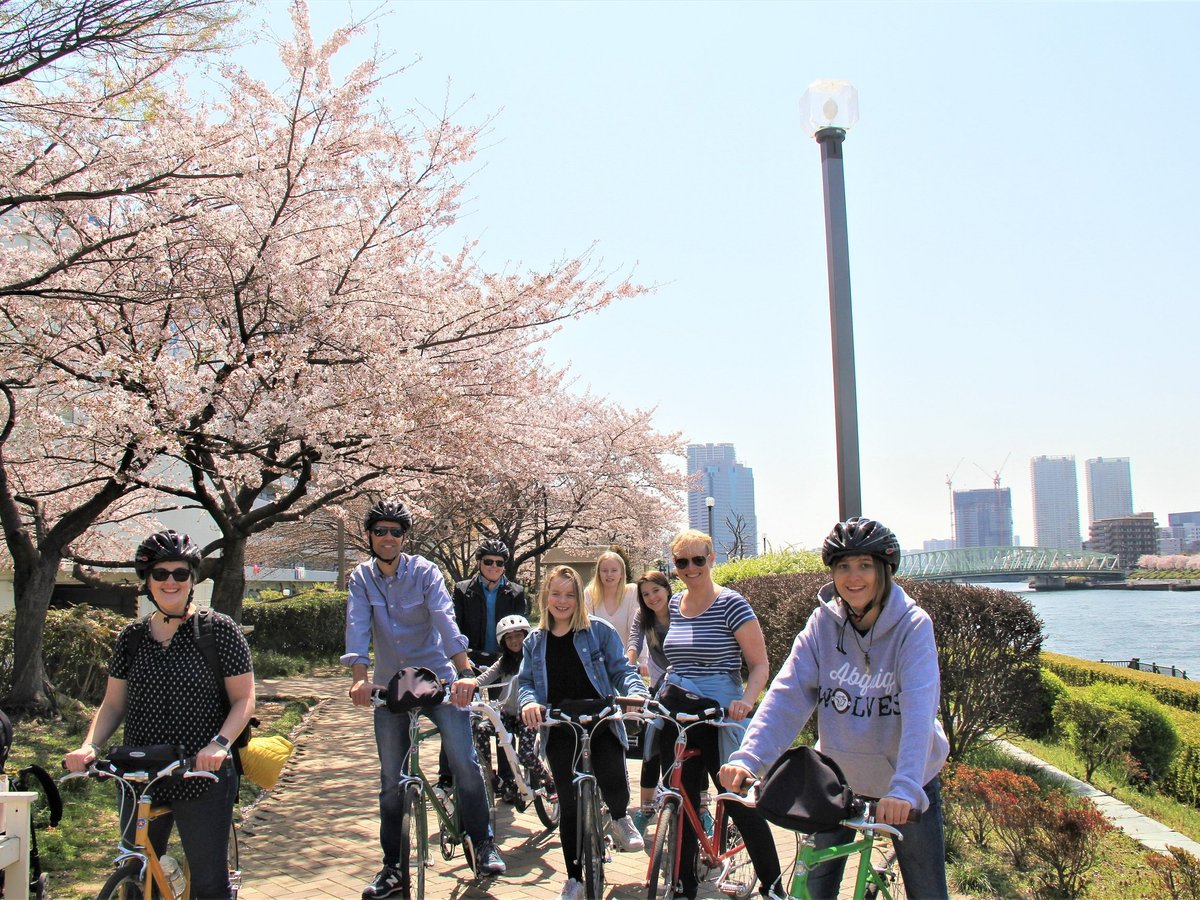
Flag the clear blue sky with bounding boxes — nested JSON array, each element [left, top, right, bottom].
[[244, 0, 1200, 551]]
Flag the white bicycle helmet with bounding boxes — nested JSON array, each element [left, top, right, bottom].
[[495, 614, 531, 642]]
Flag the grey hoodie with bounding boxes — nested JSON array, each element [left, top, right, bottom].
[[728, 581, 949, 811]]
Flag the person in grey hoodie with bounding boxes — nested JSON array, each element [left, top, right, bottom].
[[720, 517, 950, 900]]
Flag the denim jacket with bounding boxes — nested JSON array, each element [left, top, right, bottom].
[[517, 617, 648, 747]]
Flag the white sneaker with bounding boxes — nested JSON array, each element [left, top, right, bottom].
[[611, 814, 646, 852], [557, 877, 584, 899]]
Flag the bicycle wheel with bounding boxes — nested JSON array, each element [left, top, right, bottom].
[[94, 860, 145, 899], [647, 798, 679, 900], [578, 781, 605, 900], [530, 767, 560, 829], [399, 783, 427, 899], [713, 805, 756, 900], [863, 846, 906, 900]]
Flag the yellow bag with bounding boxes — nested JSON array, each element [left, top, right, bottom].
[[239, 734, 294, 789]]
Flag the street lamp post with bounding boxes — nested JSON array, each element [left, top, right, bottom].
[[705, 496, 715, 544], [801, 79, 862, 522]]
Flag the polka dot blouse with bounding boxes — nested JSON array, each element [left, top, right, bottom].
[[109, 610, 253, 800]]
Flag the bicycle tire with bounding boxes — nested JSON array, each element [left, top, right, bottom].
[[94, 860, 145, 900], [862, 847, 905, 900], [713, 805, 756, 900], [647, 798, 679, 900], [579, 780, 605, 900], [531, 767, 560, 829], [400, 783, 427, 900]]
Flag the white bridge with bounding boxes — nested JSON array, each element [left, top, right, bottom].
[[898, 546, 1125, 581]]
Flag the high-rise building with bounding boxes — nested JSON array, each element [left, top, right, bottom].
[[953, 488, 1013, 548], [1086, 513, 1157, 567], [1085, 457, 1133, 526], [1168, 511, 1200, 528], [1030, 456, 1082, 549], [687, 443, 758, 563]]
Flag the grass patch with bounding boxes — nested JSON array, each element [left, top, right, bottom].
[[1006, 735, 1200, 843]]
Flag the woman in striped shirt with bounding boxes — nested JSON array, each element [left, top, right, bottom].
[[656, 529, 781, 899]]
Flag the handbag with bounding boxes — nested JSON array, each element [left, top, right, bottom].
[[386, 667, 446, 713], [239, 735, 295, 790], [756, 746, 862, 833], [657, 682, 720, 717]]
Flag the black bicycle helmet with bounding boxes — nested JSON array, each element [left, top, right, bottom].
[[133, 530, 202, 580], [475, 538, 510, 560], [821, 517, 901, 572], [363, 499, 412, 534]]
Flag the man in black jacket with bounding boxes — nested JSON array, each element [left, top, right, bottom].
[[439, 538, 529, 791], [452, 539, 529, 667]]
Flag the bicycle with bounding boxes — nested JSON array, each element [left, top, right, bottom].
[[470, 679, 559, 829], [728, 785, 908, 900], [639, 698, 757, 900], [541, 695, 644, 900], [61, 751, 240, 899], [369, 683, 491, 899]]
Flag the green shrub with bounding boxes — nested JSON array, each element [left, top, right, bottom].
[[0, 605, 131, 705], [1080, 682, 1180, 782], [1055, 690, 1139, 782], [713, 550, 825, 586], [1018, 667, 1068, 740], [1043, 651, 1200, 713], [242, 587, 347, 657]]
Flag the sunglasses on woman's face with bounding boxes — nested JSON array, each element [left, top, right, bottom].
[[372, 526, 406, 538], [674, 555, 709, 570], [150, 568, 193, 582]]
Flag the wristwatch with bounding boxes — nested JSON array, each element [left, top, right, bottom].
[[211, 734, 232, 749], [457, 668, 474, 680]]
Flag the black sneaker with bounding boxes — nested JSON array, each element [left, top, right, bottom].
[[476, 839, 506, 876], [362, 865, 404, 899]]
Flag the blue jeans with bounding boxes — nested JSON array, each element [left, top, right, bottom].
[[805, 778, 948, 900], [118, 764, 239, 900], [374, 703, 492, 864]]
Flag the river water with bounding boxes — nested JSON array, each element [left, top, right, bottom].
[[970, 582, 1200, 679]]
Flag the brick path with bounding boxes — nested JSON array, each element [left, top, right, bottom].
[[239, 674, 799, 900]]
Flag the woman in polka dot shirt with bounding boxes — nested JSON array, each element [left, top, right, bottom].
[[65, 530, 255, 900]]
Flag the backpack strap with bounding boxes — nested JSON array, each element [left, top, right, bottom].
[[193, 607, 227, 710]]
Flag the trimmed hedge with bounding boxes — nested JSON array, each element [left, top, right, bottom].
[[1077, 682, 1179, 782], [242, 587, 347, 657], [726, 572, 825, 675], [1042, 651, 1200, 713]]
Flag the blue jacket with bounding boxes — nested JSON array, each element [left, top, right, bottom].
[[517, 617, 648, 747]]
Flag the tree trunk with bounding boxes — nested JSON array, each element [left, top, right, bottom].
[[207, 538, 247, 621], [6, 554, 62, 713]]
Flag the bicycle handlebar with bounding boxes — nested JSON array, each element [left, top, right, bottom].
[[60, 756, 219, 785], [721, 782, 915, 836]]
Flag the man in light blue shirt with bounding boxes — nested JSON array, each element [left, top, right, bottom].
[[345, 499, 506, 898]]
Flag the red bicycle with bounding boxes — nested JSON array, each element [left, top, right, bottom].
[[640, 698, 757, 900]]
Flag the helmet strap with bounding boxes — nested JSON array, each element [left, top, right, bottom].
[[146, 589, 194, 623]]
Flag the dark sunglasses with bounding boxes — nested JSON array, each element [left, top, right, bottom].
[[371, 526, 406, 538], [480, 558, 506, 568], [150, 568, 193, 583], [674, 555, 709, 570]]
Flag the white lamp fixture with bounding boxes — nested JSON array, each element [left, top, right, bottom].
[[799, 79, 860, 137]]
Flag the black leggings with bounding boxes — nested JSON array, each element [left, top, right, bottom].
[[660, 721, 781, 898], [545, 724, 631, 881]]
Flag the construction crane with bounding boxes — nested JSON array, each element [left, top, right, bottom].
[[945, 458, 964, 543], [974, 451, 1012, 491]]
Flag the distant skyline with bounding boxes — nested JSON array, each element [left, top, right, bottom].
[[246, 1, 1200, 550]]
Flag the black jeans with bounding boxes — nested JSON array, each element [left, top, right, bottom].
[[660, 721, 781, 899], [118, 764, 239, 900], [545, 724, 631, 881]]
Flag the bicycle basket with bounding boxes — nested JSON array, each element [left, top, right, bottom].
[[756, 746, 860, 833], [107, 744, 185, 774], [386, 667, 446, 712]]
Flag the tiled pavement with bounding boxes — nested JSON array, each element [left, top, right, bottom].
[[239, 674, 797, 900]]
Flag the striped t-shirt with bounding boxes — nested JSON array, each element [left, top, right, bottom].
[[662, 588, 756, 676]]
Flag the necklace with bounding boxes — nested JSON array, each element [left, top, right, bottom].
[[849, 624, 876, 673]]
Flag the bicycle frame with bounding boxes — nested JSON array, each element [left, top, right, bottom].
[[652, 706, 752, 894], [542, 704, 615, 861], [63, 759, 222, 900], [399, 707, 464, 844], [470, 682, 538, 809]]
